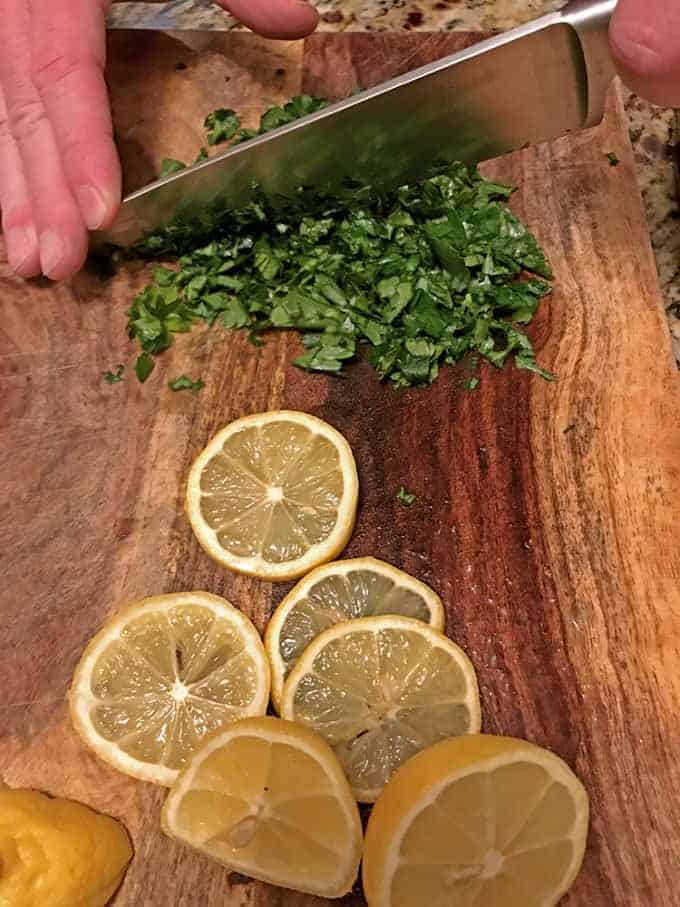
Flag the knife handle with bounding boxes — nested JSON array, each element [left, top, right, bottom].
[[560, 0, 617, 127]]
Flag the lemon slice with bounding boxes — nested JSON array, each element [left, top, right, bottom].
[[185, 411, 359, 581], [0, 788, 132, 907], [69, 592, 270, 786], [363, 735, 590, 907], [280, 616, 480, 801], [265, 558, 445, 711], [162, 716, 363, 898]]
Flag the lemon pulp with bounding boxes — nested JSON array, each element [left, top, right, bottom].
[[70, 593, 270, 785], [281, 616, 480, 801]]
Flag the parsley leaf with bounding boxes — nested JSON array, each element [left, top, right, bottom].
[[606, 151, 620, 166], [135, 352, 155, 383], [168, 375, 205, 392], [258, 95, 328, 134], [396, 486, 417, 506], [204, 108, 241, 145], [102, 364, 124, 384], [160, 158, 186, 177]]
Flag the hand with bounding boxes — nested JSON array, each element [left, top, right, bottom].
[[215, 0, 319, 39], [609, 0, 680, 106], [0, 0, 318, 281]]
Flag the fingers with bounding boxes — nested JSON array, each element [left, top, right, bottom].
[[31, 0, 120, 232], [0, 0, 119, 281], [0, 0, 87, 279], [609, 0, 680, 106], [216, 0, 319, 39], [0, 86, 40, 276]]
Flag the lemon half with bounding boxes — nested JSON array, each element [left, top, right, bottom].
[[0, 788, 132, 907], [363, 734, 590, 907], [162, 716, 363, 898]]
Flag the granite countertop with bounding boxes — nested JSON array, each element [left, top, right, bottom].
[[109, 0, 680, 364]]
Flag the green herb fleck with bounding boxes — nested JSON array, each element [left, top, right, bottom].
[[135, 352, 155, 383], [467, 376, 480, 391], [230, 96, 329, 146], [204, 108, 241, 146], [606, 151, 620, 167], [102, 364, 124, 384], [160, 158, 186, 177], [396, 486, 417, 506], [168, 375, 205, 392], [258, 95, 328, 134]]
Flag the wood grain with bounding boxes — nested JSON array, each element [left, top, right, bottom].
[[1, 31, 679, 907]]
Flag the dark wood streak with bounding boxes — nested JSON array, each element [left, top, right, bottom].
[[0, 31, 678, 907]]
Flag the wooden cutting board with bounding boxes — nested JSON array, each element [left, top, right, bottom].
[[1, 31, 679, 907]]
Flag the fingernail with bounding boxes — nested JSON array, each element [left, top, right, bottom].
[[5, 225, 37, 273], [40, 230, 66, 278], [77, 184, 108, 230]]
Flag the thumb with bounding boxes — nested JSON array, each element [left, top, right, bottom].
[[609, 0, 680, 106], [215, 0, 318, 39]]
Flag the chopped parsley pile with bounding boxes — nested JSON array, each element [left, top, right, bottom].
[[123, 96, 554, 389]]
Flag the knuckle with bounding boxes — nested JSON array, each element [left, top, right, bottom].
[[8, 98, 48, 144], [0, 111, 10, 144]]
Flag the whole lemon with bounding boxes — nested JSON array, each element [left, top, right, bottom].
[[0, 787, 132, 907]]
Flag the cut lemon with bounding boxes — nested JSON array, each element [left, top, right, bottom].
[[162, 716, 363, 898], [69, 592, 270, 785], [280, 616, 480, 801], [185, 411, 359, 581], [265, 557, 445, 711], [363, 734, 589, 907], [0, 787, 132, 907]]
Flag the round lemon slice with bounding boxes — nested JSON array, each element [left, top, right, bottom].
[[185, 411, 359, 581], [69, 592, 270, 786], [162, 716, 363, 898], [280, 616, 480, 802], [363, 734, 590, 907], [265, 557, 445, 711]]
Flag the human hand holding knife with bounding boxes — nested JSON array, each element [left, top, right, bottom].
[[0, 0, 677, 281]]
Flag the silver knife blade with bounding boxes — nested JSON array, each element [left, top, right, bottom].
[[97, 0, 616, 248]]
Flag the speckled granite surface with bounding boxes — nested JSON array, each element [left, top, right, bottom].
[[109, 1, 680, 363]]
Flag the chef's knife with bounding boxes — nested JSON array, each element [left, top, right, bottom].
[[97, 0, 617, 247]]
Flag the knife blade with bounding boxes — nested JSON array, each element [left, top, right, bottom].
[[97, 0, 616, 248]]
